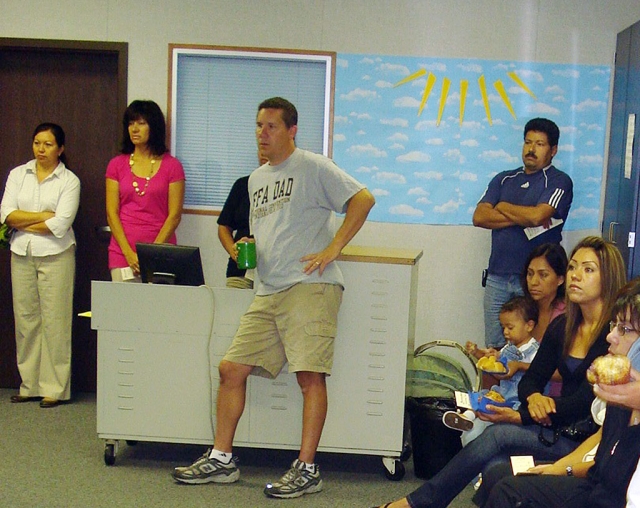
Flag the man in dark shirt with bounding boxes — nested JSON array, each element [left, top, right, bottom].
[[473, 118, 573, 348], [217, 151, 268, 289]]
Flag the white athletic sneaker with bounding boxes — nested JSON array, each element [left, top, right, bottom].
[[442, 410, 474, 432], [172, 449, 240, 484], [264, 459, 323, 498]]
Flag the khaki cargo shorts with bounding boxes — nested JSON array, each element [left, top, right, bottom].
[[223, 282, 343, 379]]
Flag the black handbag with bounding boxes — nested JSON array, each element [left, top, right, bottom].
[[538, 415, 599, 446]]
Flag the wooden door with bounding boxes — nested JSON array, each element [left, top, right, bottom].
[[0, 38, 127, 392]]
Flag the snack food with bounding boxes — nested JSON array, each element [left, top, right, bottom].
[[483, 390, 506, 403], [586, 354, 631, 385], [477, 356, 507, 373]]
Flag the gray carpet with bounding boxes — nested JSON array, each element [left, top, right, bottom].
[[0, 389, 476, 507]]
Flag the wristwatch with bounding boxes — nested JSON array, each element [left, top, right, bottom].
[[566, 466, 573, 476]]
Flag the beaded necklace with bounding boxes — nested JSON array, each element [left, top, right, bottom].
[[130, 153, 156, 197]]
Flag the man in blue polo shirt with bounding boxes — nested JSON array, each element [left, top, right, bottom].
[[473, 118, 573, 348]]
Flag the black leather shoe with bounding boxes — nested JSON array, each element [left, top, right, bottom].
[[39, 398, 60, 408], [10, 395, 39, 403]]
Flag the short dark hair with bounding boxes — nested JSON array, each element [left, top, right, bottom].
[[611, 277, 640, 332], [521, 243, 568, 302], [257, 97, 298, 128], [500, 295, 539, 325], [33, 122, 67, 165], [121, 100, 168, 156], [524, 118, 560, 147]]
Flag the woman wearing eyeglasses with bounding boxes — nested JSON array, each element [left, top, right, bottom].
[[371, 236, 626, 508], [596, 319, 640, 507], [481, 277, 640, 508]]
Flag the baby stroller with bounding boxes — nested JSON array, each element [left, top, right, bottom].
[[405, 340, 480, 479]]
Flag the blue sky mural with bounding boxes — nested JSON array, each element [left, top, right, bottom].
[[333, 54, 611, 230]]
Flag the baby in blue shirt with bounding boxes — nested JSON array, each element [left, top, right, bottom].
[[444, 295, 540, 446]]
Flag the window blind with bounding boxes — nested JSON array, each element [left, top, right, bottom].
[[170, 47, 334, 211]]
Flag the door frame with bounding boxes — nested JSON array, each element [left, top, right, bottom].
[[0, 38, 127, 101], [0, 37, 128, 391]]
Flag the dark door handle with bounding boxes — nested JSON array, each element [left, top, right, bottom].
[[608, 221, 618, 243]]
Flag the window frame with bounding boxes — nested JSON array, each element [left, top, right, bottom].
[[167, 44, 336, 214]]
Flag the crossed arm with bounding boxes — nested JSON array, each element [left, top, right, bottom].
[[5, 210, 56, 234], [473, 201, 556, 229]]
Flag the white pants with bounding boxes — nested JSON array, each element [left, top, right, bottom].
[[11, 246, 75, 400]]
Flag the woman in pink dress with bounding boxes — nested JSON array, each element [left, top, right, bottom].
[[106, 100, 185, 281]]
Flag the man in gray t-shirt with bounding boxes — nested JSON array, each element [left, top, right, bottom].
[[173, 97, 375, 499]]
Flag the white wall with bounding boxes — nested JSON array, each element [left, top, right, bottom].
[[2, 0, 640, 347]]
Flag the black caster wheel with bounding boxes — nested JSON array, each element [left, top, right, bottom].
[[382, 458, 405, 481], [400, 442, 412, 462], [104, 443, 116, 466]]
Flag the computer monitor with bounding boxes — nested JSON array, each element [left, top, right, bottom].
[[136, 243, 205, 286]]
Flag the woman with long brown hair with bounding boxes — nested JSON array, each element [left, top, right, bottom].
[[372, 236, 626, 508]]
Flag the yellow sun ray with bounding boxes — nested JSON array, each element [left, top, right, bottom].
[[393, 68, 427, 87], [459, 80, 468, 125], [494, 80, 517, 119], [392, 67, 536, 125], [418, 72, 437, 116], [436, 77, 451, 126], [507, 71, 537, 99], [478, 74, 492, 126]]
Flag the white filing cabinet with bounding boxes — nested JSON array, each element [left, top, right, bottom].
[[92, 245, 421, 476]]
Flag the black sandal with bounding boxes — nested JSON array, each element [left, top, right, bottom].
[[10, 395, 39, 403]]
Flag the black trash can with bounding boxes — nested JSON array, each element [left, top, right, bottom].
[[406, 396, 462, 480]]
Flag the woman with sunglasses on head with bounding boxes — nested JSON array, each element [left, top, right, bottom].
[[106, 100, 185, 282], [371, 236, 626, 508], [482, 277, 640, 508]]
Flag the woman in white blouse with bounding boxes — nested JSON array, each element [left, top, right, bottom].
[[0, 123, 80, 408]]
